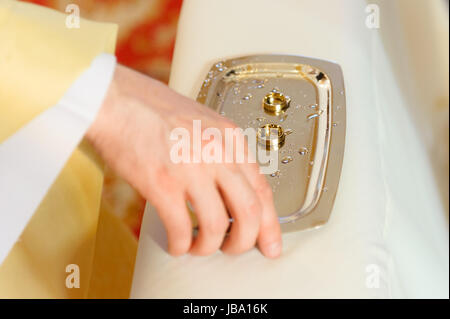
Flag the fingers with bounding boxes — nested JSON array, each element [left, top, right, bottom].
[[240, 162, 282, 258], [217, 166, 262, 255], [187, 180, 230, 256], [153, 164, 280, 259], [155, 194, 193, 256]]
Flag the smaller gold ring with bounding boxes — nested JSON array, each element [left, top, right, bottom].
[[257, 124, 285, 150], [263, 91, 290, 115]]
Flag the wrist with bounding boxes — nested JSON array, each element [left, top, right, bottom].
[[85, 64, 123, 147]]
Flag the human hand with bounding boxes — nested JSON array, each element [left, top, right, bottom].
[[86, 65, 282, 258]]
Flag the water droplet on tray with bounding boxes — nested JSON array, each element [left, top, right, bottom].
[[307, 111, 323, 120], [298, 147, 308, 155], [270, 170, 281, 178], [281, 156, 293, 164], [242, 93, 252, 101]]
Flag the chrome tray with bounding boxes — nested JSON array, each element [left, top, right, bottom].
[[196, 54, 346, 232]]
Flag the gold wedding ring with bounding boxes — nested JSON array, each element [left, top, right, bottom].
[[263, 91, 290, 115], [257, 124, 285, 150]]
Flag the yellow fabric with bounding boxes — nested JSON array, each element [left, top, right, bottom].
[[0, 0, 136, 298], [87, 201, 138, 299]]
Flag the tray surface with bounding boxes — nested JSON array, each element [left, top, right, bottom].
[[197, 55, 346, 232]]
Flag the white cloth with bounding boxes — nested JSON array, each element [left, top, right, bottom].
[[0, 53, 117, 265], [131, 0, 449, 298]]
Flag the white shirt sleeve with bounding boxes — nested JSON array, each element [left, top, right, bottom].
[[0, 53, 117, 265]]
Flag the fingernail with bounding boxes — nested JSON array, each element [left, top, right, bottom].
[[265, 241, 281, 258]]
